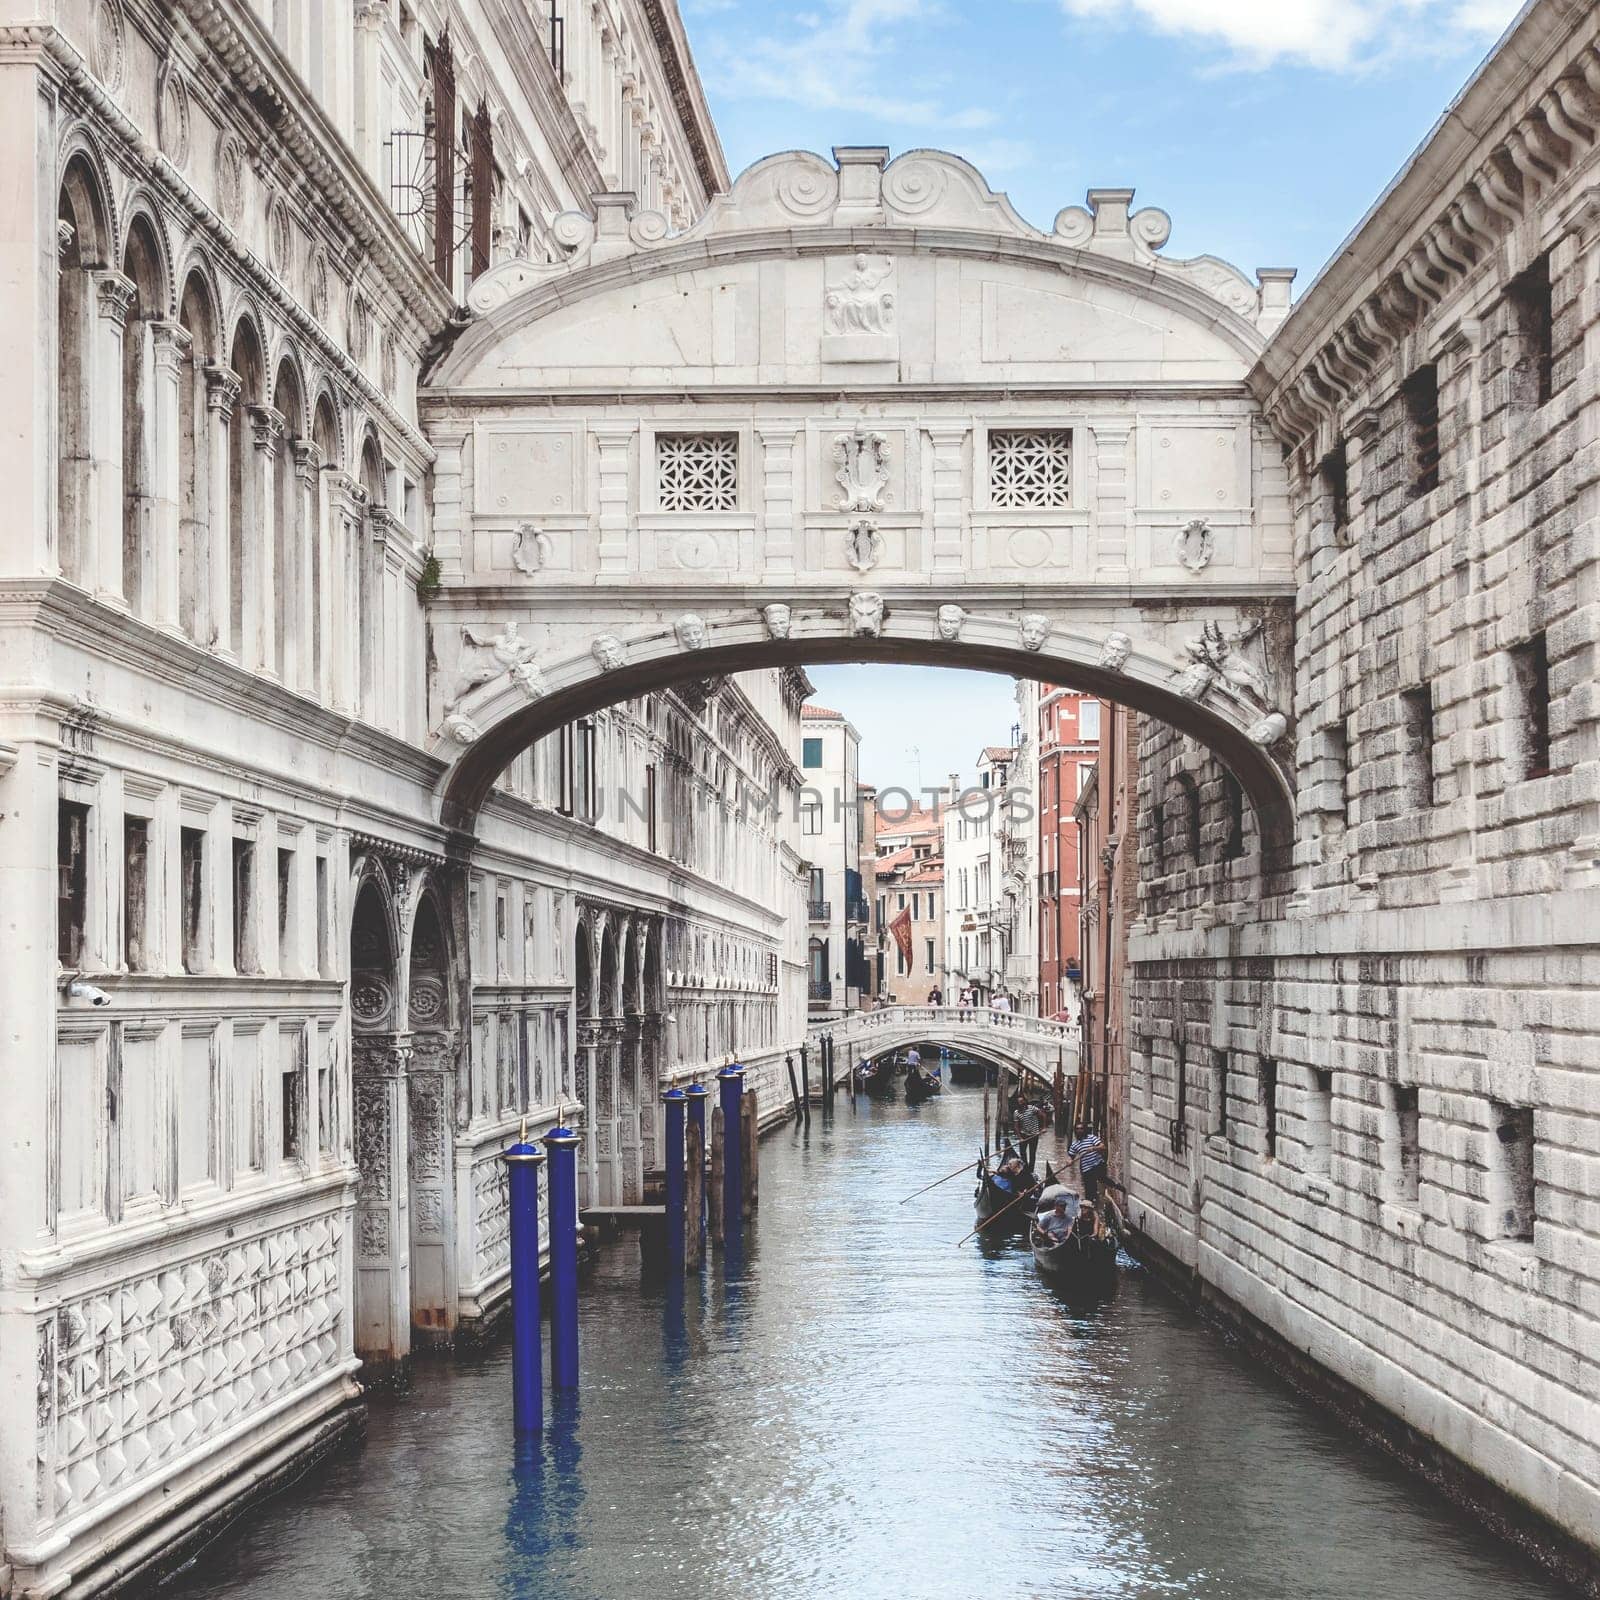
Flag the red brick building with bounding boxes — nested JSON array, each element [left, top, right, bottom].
[[1037, 688, 1101, 1020]]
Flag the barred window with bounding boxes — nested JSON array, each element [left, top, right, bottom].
[[989, 429, 1072, 508], [657, 433, 738, 511]]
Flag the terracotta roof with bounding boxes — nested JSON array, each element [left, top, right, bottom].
[[982, 745, 1016, 761], [905, 863, 945, 885], [801, 705, 842, 719]]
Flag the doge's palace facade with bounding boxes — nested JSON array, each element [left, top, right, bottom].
[[0, 3, 812, 1594]]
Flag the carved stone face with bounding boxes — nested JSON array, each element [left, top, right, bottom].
[[762, 603, 792, 640], [510, 662, 546, 701], [1019, 613, 1050, 652], [591, 634, 625, 672], [936, 603, 966, 641], [1098, 630, 1133, 672], [1248, 712, 1288, 747], [849, 592, 884, 637], [442, 713, 480, 745], [675, 613, 707, 651]]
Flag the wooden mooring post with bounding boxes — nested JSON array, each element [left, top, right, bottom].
[[742, 1086, 759, 1216], [800, 1046, 811, 1122], [709, 1104, 725, 1244], [786, 1053, 802, 1120], [685, 1125, 705, 1269]]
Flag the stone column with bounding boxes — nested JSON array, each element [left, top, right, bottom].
[[293, 440, 321, 698], [326, 474, 367, 714], [353, 1031, 414, 1367], [352, 0, 388, 180], [148, 321, 191, 632], [576, 1018, 603, 1207], [203, 365, 240, 657], [247, 404, 284, 676], [90, 270, 136, 605], [926, 424, 967, 576]]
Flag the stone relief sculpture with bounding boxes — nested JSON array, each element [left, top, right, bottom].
[[936, 603, 967, 641], [510, 661, 547, 701], [1098, 630, 1133, 671], [1172, 619, 1273, 709], [1019, 613, 1050, 652], [441, 712, 481, 745], [834, 423, 891, 512], [456, 621, 537, 705], [1174, 518, 1215, 574], [674, 613, 707, 650], [849, 592, 885, 637], [824, 253, 895, 336], [1248, 712, 1289, 747], [845, 518, 885, 573], [591, 634, 625, 671], [512, 523, 553, 575], [762, 602, 793, 639]]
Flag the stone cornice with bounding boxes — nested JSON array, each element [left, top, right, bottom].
[[635, 0, 728, 203], [0, 579, 443, 789], [1251, 0, 1600, 449]]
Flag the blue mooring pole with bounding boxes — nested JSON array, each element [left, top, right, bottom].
[[717, 1065, 745, 1247], [685, 1081, 709, 1255], [663, 1087, 687, 1273], [502, 1134, 547, 1434], [542, 1125, 582, 1389]]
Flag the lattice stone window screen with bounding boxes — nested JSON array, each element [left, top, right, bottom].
[[989, 429, 1072, 508], [657, 433, 739, 511]]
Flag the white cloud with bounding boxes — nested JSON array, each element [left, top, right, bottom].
[[1057, 0, 1524, 70]]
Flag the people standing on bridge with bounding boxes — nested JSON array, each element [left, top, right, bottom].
[[957, 985, 974, 1013], [1015, 1099, 1042, 1168], [1069, 1122, 1107, 1203], [991, 991, 1012, 1016], [928, 984, 943, 1006]]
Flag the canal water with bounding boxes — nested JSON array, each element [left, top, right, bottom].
[[163, 1083, 1570, 1600]]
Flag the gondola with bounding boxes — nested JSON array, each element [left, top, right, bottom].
[[972, 1150, 1043, 1232], [855, 1056, 896, 1097], [903, 1065, 942, 1103], [1030, 1189, 1119, 1292]]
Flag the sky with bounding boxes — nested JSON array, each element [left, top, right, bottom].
[[678, 0, 1527, 792]]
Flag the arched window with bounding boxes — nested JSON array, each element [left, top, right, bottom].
[[272, 360, 305, 684], [227, 321, 265, 662], [56, 159, 108, 586], [121, 217, 166, 616], [177, 273, 216, 641]]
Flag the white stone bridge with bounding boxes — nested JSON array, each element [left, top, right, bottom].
[[809, 1004, 1078, 1086]]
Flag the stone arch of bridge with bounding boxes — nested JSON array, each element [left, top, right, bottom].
[[850, 1033, 1055, 1087], [432, 621, 1296, 870]]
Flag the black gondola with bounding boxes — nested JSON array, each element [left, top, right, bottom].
[[1030, 1190, 1120, 1292], [972, 1150, 1043, 1232], [903, 1065, 942, 1103], [855, 1056, 896, 1097]]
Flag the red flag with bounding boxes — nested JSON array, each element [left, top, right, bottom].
[[889, 905, 913, 966]]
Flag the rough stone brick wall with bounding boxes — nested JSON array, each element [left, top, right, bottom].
[[1123, 3, 1600, 1570]]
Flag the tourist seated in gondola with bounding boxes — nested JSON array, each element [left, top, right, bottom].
[[1071, 1201, 1101, 1244], [1036, 1195, 1073, 1244]]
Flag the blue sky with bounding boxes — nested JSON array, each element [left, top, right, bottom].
[[679, 0, 1526, 790]]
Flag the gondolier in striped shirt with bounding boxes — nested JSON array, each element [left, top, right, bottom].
[[1068, 1122, 1107, 1203]]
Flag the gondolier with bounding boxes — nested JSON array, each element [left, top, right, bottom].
[[1068, 1122, 1107, 1202]]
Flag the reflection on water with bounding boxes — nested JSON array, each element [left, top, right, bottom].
[[163, 1087, 1570, 1600]]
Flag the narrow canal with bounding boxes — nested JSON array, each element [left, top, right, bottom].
[[163, 1084, 1569, 1600]]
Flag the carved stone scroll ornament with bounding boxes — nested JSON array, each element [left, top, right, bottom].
[[1098, 630, 1133, 672], [845, 518, 885, 573], [834, 423, 890, 512], [849, 592, 885, 638], [936, 603, 966, 641], [1174, 518, 1215, 574], [1019, 613, 1050, 652], [761, 603, 792, 640], [512, 523, 553, 575], [592, 634, 625, 671], [674, 613, 707, 651]]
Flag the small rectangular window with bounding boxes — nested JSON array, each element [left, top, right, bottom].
[[925, 937, 934, 974], [58, 800, 90, 968], [989, 429, 1072, 508], [1211, 1050, 1229, 1138], [802, 801, 821, 836], [656, 433, 738, 511], [1174, 1037, 1188, 1145], [1401, 686, 1436, 808], [1078, 701, 1102, 741], [181, 827, 205, 974], [1260, 1057, 1278, 1160], [122, 817, 149, 972], [277, 847, 295, 963], [1321, 437, 1350, 533], [1490, 1102, 1535, 1242], [645, 764, 658, 852], [1392, 1083, 1420, 1203], [1510, 631, 1551, 779], [232, 838, 256, 974], [802, 737, 824, 769], [557, 725, 575, 817], [282, 1056, 304, 1164], [1402, 364, 1441, 499], [1507, 252, 1553, 411]]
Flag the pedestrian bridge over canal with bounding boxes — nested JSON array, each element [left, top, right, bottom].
[[808, 1004, 1077, 1086]]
